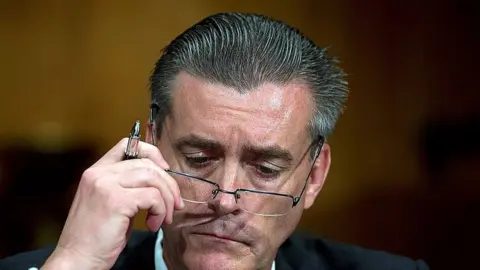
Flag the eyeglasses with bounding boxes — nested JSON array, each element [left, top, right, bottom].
[[148, 104, 324, 216]]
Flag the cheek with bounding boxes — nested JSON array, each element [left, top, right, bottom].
[[279, 212, 302, 238], [250, 211, 303, 253]]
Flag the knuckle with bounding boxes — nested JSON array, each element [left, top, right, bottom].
[[160, 189, 174, 208], [80, 168, 99, 186], [149, 188, 162, 202], [142, 142, 158, 153], [144, 145, 166, 161], [80, 168, 122, 211], [137, 189, 163, 213], [164, 187, 174, 200], [172, 181, 181, 195], [166, 176, 181, 198], [80, 168, 113, 195], [135, 166, 160, 181], [127, 159, 142, 169], [130, 158, 157, 174], [119, 137, 129, 147], [139, 157, 155, 167], [112, 137, 130, 153]]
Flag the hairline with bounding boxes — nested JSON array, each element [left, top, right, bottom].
[[152, 72, 323, 160]]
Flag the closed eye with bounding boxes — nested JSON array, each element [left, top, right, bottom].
[[253, 164, 282, 179], [185, 156, 215, 168]]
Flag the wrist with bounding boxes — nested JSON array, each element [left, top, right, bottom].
[[41, 255, 76, 270], [41, 247, 106, 270]]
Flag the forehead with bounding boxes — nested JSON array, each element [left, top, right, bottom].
[[167, 72, 313, 150]]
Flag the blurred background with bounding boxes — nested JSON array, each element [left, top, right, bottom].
[[0, 0, 478, 269]]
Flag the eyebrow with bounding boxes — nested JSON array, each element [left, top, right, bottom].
[[173, 133, 294, 165], [242, 144, 293, 166], [173, 134, 224, 152]]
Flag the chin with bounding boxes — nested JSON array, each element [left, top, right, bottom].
[[183, 250, 253, 270], [181, 234, 255, 270]]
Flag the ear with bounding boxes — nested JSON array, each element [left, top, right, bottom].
[[303, 143, 331, 209], [145, 120, 154, 145]]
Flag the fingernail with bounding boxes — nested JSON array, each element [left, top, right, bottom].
[[180, 199, 185, 209], [161, 161, 170, 170]]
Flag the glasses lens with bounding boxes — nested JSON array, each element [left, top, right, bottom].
[[236, 190, 293, 216], [169, 172, 217, 203]]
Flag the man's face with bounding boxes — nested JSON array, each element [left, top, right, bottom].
[[158, 72, 329, 270]]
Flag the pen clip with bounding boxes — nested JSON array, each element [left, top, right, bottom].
[[125, 120, 141, 159]]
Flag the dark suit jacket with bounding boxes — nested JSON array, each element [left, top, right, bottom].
[[0, 230, 429, 270]]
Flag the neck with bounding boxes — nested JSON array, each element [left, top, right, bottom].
[[162, 248, 276, 270]]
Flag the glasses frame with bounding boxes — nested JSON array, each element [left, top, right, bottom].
[[148, 103, 325, 215]]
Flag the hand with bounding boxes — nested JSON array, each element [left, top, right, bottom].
[[42, 138, 184, 270]]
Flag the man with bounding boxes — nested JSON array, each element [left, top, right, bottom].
[[0, 13, 429, 270]]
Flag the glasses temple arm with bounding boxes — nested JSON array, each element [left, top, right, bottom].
[[293, 141, 324, 206]]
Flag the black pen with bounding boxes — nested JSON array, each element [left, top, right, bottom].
[[124, 120, 141, 160]]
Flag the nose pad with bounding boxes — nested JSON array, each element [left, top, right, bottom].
[[212, 189, 241, 202], [208, 164, 245, 214], [209, 189, 241, 215]]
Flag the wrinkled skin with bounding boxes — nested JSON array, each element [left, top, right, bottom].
[[158, 72, 331, 270]]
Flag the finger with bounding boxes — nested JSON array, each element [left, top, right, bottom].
[[126, 187, 167, 231], [119, 167, 175, 222], [157, 168, 184, 210], [94, 138, 169, 168], [114, 159, 183, 210]]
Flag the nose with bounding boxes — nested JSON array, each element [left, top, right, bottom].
[[208, 168, 243, 215], [210, 188, 241, 215]]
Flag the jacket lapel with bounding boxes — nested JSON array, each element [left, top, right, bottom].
[[112, 231, 157, 270], [275, 236, 325, 270]]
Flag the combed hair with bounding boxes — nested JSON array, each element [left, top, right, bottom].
[[150, 12, 348, 150]]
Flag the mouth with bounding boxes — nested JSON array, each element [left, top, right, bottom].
[[182, 218, 254, 247], [191, 232, 248, 245]]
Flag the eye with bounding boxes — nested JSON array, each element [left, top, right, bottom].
[[185, 156, 214, 168], [254, 164, 281, 178]]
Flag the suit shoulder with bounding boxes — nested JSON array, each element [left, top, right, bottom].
[[0, 246, 55, 270], [287, 232, 429, 270], [0, 230, 155, 270]]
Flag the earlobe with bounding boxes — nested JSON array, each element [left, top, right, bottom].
[[145, 120, 154, 145], [303, 143, 331, 209]]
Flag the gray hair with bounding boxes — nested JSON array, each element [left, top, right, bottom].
[[150, 12, 348, 150]]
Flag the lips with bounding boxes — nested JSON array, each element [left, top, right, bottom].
[[188, 224, 252, 246], [183, 217, 256, 247], [192, 232, 244, 244]]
